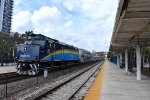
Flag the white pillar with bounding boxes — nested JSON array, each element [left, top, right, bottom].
[[120, 53, 122, 65], [117, 55, 120, 67], [125, 49, 128, 72], [136, 45, 141, 80]]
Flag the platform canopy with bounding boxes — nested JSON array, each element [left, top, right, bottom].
[[109, 0, 150, 52]]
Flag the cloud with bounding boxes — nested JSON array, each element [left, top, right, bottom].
[[31, 6, 62, 33], [12, 11, 32, 33], [81, 0, 118, 18], [64, 2, 74, 11], [64, 20, 72, 27], [12, 0, 119, 52], [14, 0, 23, 5]]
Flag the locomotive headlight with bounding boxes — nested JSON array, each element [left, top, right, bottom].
[[15, 56, 18, 59], [24, 47, 27, 51], [34, 56, 38, 60]]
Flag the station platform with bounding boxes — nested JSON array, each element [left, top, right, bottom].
[[84, 60, 150, 100], [0, 65, 16, 74]]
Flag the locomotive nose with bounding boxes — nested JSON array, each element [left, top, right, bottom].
[[16, 44, 40, 61]]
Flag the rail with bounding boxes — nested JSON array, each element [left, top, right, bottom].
[[34, 62, 103, 100]]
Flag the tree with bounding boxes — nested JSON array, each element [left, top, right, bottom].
[[25, 31, 34, 36], [0, 31, 35, 66], [0, 32, 10, 66], [0, 32, 24, 66], [143, 47, 149, 63]]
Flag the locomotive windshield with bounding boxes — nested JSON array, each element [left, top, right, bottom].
[[24, 35, 46, 46], [25, 40, 45, 46]]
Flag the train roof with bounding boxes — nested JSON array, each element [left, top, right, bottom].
[[28, 34, 78, 49], [79, 48, 91, 53]]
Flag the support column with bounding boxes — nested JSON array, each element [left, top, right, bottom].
[[117, 55, 120, 67], [125, 49, 128, 72], [120, 53, 122, 66], [136, 45, 141, 80]]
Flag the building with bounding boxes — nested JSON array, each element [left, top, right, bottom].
[[96, 51, 106, 58], [0, 0, 13, 33]]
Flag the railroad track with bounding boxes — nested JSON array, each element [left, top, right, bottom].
[[0, 62, 96, 84], [34, 62, 103, 100], [0, 72, 34, 84], [0, 63, 79, 85], [68, 64, 101, 100], [0, 62, 99, 99], [0, 72, 17, 79]]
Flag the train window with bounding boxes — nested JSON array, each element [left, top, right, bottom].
[[25, 40, 45, 46], [25, 40, 32, 44], [32, 40, 45, 46], [27, 36, 32, 40]]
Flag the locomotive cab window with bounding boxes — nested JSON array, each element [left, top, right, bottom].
[[25, 40, 45, 46], [32, 40, 45, 46]]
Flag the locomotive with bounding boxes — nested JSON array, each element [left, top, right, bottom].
[[15, 34, 98, 75]]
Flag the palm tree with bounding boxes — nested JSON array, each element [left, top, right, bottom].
[[25, 31, 34, 36]]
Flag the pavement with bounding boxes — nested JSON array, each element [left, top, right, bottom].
[[100, 60, 150, 100], [0, 65, 16, 74], [84, 60, 106, 100]]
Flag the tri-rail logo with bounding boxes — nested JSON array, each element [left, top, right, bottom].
[[20, 54, 31, 57]]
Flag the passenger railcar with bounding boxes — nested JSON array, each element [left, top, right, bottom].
[[79, 49, 93, 63]]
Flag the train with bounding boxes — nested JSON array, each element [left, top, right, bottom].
[[15, 34, 100, 75]]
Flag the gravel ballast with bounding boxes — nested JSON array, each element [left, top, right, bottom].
[[40, 63, 102, 100], [2, 62, 100, 100]]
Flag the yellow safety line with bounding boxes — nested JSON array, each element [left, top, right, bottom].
[[84, 61, 107, 100], [0, 70, 16, 74]]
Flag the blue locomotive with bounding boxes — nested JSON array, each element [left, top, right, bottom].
[[16, 34, 81, 75], [16, 34, 99, 75]]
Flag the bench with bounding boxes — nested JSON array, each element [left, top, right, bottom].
[[120, 63, 125, 70]]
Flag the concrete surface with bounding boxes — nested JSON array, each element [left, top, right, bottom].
[[100, 60, 150, 100], [0, 66, 16, 73]]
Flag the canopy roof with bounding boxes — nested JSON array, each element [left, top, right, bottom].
[[109, 0, 150, 52]]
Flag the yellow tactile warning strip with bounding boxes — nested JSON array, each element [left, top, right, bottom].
[[84, 61, 107, 100], [0, 70, 16, 74]]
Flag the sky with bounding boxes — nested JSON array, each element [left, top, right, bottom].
[[12, 0, 119, 52]]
